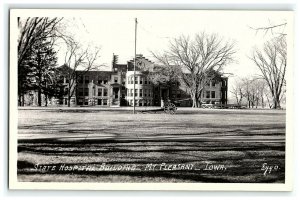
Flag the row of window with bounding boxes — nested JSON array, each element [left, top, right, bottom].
[[129, 99, 152, 106], [205, 91, 216, 99], [206, 80, 217, 87], [127, 89, 152, 97], [77, 98, 108, 106], [78, 88, 108, 97], [97, 88, 108, 96], [205, 80, 227, 87], [204, 100, 219, 104], [78, 76, 119, 84], [127, 76, 151, 85], [78, 88, 89, 96]]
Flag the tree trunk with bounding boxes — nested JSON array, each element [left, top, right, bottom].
[[19, 94, 25, 106], [45, 94, 48, 107], [38, 89, 42, 106], [18, 94, 22, 106], [273, 95, 281, 109], [235, 96, 239, 105], [68, 92, 71, 107], [191, 92, 200, 108]]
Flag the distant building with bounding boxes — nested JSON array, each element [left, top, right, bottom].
[[202, 71, 228, 105]]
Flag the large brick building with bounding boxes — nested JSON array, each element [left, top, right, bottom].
[[23, 54, 228, 107], [70, 55, 228, 107]]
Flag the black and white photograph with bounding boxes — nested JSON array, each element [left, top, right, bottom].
[[9, 9, 294, 190]]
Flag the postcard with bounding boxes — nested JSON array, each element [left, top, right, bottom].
[[9, 9, 294, 191]]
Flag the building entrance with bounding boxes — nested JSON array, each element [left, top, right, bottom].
[[112, 87, 120, 106]]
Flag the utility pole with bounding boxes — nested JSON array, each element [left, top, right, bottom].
[[133, 18, 137, 114]]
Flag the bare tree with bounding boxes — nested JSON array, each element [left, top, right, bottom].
[[153, 32, 235, 107], [249, 21, 287, 38], [230, 79, 245, 106], [18, 17, 62, 66], [62, 40, 101, 107], [250, 37, 286, 109], [254, 79, 269, 108], [241, 78, 253, 108], [18, 17, 63, 106]]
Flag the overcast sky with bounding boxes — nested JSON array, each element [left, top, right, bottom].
[[53, 10, 291, 90]]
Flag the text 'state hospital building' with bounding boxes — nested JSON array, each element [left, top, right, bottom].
[[64, 55, 228, 107]]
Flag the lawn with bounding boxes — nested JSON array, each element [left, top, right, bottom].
[[17, 107, 286, 183]]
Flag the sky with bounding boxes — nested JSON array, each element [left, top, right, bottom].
[[52, 10, 291, 92]]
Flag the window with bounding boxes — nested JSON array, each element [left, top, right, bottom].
[[212, 80, 216, 87], [139, 89, 143, 97], [135, 89, 138, 97], [140, 77, 143, 84], [103, 99, 107, 105], [135, 77, 138, 84], [128, 77, 131, 84], [104, 79, 108, 84], [85, 76, 89, 84], [211, 91, 216, 98], [129, 89, 132, 96], [139, 100, 143, 106], [144, 78, 147, 85], [97, 99, 102, 105], [130, 76, 133, 84], [98, 78, 102, 84], [103, 88, 108, 96], [78, 88, 83, 96], [78, 99, 83, 105], [177, 91, 181, 98], [84, 88, 89, 96], [93, 86, 96, 96], [222, 80, 227, 87], [98, 88, 102, 96], [78, 76, 83, 84], [114, 77, 118, 83], [206, 91, 210, 98], [144, 89, 147, 97]]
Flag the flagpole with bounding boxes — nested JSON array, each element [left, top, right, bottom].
[[133, 18, 137, 114]]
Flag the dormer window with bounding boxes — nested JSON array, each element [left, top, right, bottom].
[[212, 80, 216, 87]]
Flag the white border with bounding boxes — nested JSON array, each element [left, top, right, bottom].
[[8, 9, 294, 191]]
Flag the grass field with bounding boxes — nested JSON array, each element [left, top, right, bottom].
[[17, 107, 286, 183]]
